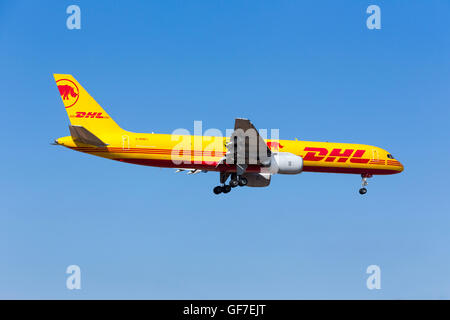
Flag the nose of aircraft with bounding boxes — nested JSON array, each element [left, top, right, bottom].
[[386, 152, 403, 173], [391, 158, 404, 173], [398, 161, 404, 173]]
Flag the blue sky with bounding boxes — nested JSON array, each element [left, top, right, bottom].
[[1, 0, 449, 299]]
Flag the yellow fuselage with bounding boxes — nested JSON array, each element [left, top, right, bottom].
[[57, 132, 404, 175]]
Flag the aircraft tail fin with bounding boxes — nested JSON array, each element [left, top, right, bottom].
[[53, 74, 125, 137]]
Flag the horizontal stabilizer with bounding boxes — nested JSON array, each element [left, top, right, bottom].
[[69, 125, 108, 147]]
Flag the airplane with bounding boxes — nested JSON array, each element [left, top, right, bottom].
[[53, 74, 404, 195]]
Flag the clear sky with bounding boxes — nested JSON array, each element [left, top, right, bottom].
[[1, 0, 449, 299]]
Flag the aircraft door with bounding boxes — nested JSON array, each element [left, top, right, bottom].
[[122, 135, 130, 150], [372, 149, 379, 160]]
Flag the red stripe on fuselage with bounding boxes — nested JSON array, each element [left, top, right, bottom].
[[116, 158, 263, 173], [114, 158, 400, 175], [69, 147, 400, 175]]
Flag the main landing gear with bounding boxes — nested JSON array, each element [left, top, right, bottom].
[[213, 185, 231, 194], [213, 173, 248, 195], [359, 173, 372, 195]]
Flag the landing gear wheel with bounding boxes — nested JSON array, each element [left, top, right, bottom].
[[230, 179, 239, 188], [358, 174, 372, 195], [223, 185, 232, 193], [213, 186, 223, 194], [238, 177, 248, 187]]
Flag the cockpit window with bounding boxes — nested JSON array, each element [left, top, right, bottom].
[[387, 154, 395, 159]]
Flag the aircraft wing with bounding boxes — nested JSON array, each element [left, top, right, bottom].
[[218, 118, 271, 174], [69, 125, 108, 147], [174, 168, 208, 174]]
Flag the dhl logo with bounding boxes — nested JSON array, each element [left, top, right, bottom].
[[303, 147, 370, 163], [70, 112, 108, 119]]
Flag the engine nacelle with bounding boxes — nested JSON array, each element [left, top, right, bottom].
[[241, 172, 271, 187], [269, 152, 303, 174]]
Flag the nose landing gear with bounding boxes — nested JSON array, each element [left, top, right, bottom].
[[359, 173, 372, 195]]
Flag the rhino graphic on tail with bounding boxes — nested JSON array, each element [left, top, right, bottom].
[[58, 85, 78, 100]]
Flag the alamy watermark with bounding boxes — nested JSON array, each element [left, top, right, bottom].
[[366, 5, 381, 30], [66, 265, 81, 290], [366, 265, 381, 290], [66, 5, 81, 30], [169, 121, 280, 166]]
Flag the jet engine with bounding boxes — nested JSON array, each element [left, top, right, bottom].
[[269, 152, 303, 174]]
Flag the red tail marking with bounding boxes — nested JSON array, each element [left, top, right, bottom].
[[58, 85, 78, 100]]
